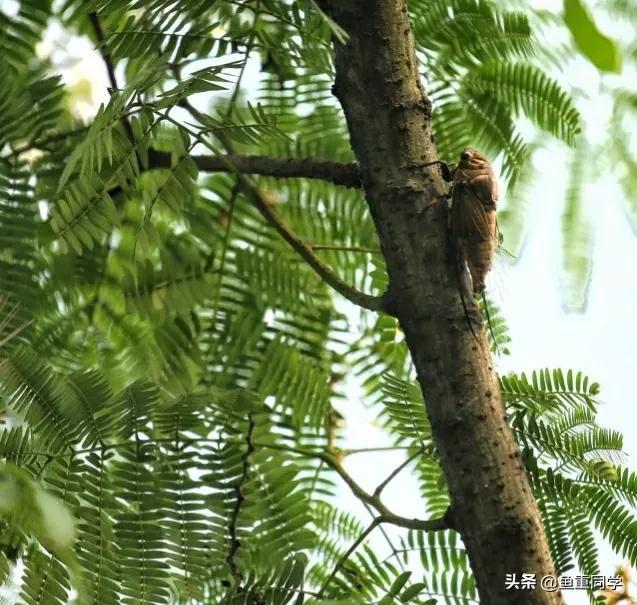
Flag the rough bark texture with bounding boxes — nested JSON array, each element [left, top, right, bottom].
[[148, 149, 361, 188], [317, 2, 564, 604]]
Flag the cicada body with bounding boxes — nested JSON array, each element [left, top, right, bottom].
[[423, 148, 505, 349], [449, 149, 499, 293]]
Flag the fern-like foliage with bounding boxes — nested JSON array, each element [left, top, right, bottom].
[[560, 144, 594, 310], [464, 63, 581, 145], [410, 0, 580, 189], [0, 353, 326, 603], [501, 367, 637, 591], [0, 1, 53, 70]]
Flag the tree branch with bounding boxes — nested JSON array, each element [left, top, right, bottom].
[[345, 446, 412, 455], [362, 501, 406, 572], [316, 2, 562, 603], [328, 452, 447, 531], [4, 126, 91, 160], [232, 170, 384, 312], [372, 447, 424, 498], [88, 13, 119, 94], [310, 243, 381, 254], [320, 508, 449, 597], [89, 11, 141, 212], [158, 103, 382, 312], [112, 155, 377, 307], [256, 441, 449, 532], [319, 517, 381, 596], [147, 148, 361, 188], [226, 413, 255, 587]]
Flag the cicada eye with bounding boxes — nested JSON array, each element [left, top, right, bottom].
[[460, 150, 471, 161]]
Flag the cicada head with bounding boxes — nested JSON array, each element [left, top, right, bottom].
[[459, 148, 491, 170]]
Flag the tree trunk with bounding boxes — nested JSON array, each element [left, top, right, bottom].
[[317, 2, 564, 603]]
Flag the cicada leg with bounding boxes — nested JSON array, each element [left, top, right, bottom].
[[418, 192, 451, 214]]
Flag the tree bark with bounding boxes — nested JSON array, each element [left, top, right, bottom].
[[317, 2, 564, 604], [148, 149, 361, 188]]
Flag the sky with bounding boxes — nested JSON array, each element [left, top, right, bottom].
[[19, 3, 637, 604]]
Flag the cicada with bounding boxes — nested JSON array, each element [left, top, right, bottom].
[[449, 148, 499, 293], [426, 148, 499, 293], [424, 149, 505, 349]]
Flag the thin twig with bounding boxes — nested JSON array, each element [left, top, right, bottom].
[[363, 501, 405, 572], [309, 458, 325, 500], [7, 130, 362, 189], [380, 543, 467, 566], [328, 453, 446, 531], [319, 517, 382, 596], [153, 108, 383, 312], [226, 0, 261, 114], [236, 173, 383, 311], [88, 12, 141, 209], [88, 13, 119, 93], [311, 244, 381, 254], [4, 126, 91, 160], [88, 11, 134, 145], [0, 297, 31, 349], [226, 413, 255, 587], [255, 441, 448, 532], [345, 446, 412, 455], [373, 447, 424, 498]]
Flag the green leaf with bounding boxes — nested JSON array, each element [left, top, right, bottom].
[[464, 63, 581, 146], [400, 581, 427, 602], [561, 146, 593, 311], [388, 571, 412, 596], [563, 0, 621, 73]]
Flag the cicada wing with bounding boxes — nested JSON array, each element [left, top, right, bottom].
[[490, 245, 513, 295], [480, 249, 513, 356], [468, 169, 499, 208], [451, 182, 499, 293], [450, 185, 494, 242]]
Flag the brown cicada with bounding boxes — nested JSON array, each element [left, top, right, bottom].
[[424, 149, 501, 345], [449, 148, 499, 293], [425, 148, 499, 293]]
